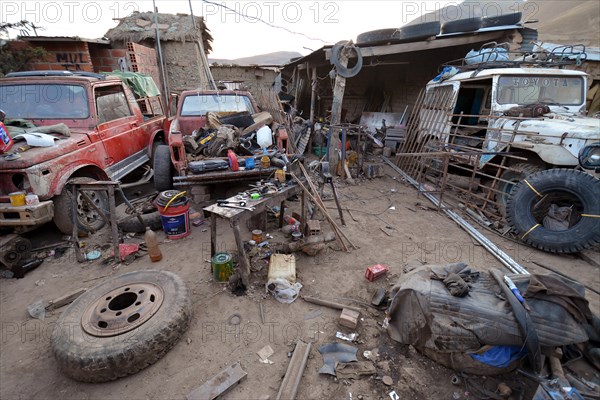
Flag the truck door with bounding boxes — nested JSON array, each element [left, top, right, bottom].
[[94, 84, 147, 179]]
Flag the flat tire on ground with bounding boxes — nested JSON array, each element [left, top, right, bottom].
[[51, 270, 191, 382], [506, 169, 600, 253]]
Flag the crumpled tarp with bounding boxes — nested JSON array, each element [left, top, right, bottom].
[[104, 71, 160, 98], [387, 264, 589, 354]]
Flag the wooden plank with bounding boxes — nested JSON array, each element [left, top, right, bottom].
[[276, 341, 312, 400], [46, 288, 87, 311], [186, 362, 247, 400]]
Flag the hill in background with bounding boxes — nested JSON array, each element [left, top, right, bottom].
[[209, 51, 302, 66]]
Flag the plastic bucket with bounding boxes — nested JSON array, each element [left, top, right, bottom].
[[9, 191, 26, 207], [212, 252, 233, 282], [154, 191, 191, 240]]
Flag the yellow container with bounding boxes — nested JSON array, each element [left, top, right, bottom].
[[275, 169, 285, 183], [268, 254, 296, 283], [9, 191, 26, 207]]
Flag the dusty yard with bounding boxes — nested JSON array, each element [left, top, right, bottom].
[[1, 162, 598, 400]]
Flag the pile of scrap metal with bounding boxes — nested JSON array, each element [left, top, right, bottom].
[[386, 263, 599, 383]]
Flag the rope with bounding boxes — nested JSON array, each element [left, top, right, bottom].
[[521, 224, 540, 239], [524, 179, 542, 197]]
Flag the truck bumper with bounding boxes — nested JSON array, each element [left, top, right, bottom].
[[0, 201, 54, 227]]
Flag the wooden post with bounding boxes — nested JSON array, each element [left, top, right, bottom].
[[329, 47, 349, 174], [231, 219, 251, 286], [309, 67, 318, 154], [210, 213, 217, 259]]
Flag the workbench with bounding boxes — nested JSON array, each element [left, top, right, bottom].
[[203, 182, 305, 285]]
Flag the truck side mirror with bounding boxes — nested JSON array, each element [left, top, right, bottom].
[[578, 143, 600, 172]]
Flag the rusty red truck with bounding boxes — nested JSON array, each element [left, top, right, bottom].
[[0, 70, 167, 234]]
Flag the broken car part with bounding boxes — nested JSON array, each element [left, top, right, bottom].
[[318, 342, 358, 376], [186, 362, 247, 400], [275, 341, 311, 400]]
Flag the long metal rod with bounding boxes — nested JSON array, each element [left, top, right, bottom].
[[152, 1, 170, 100], [382, 156, 529, 275]]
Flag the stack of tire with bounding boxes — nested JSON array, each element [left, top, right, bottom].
[[355, 12, 522, 46]]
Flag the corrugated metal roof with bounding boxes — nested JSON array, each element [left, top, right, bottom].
[[19, 36, 110, 45]]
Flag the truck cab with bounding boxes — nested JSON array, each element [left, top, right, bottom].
[[0, 70, 166, 234]]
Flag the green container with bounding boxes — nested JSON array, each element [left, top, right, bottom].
[[212, 252, 233, 283], [312, 146, 327, 157]]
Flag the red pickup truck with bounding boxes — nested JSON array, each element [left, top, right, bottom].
[[0, 71, 167, 234]]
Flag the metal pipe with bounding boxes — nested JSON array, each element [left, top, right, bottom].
[[381, 156, 529, 275], [152, 1, 170, 102]]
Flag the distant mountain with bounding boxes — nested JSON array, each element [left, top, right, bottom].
[[209, 51, 303, 66]]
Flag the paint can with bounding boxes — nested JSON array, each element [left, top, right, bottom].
[[252, 229, 263, 243], [212, 252, 233, 283], [154, 190, 190, 240]]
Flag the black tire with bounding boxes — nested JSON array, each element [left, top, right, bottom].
[[496, 162, 544, 216], [53, 177, 109, 235], [330, 41, 363, 78], [481, 12, 522, 28], [356, 22, 440, 45], [117, 210, 162, 233], [441, 18, 482, 34], [219, 111, 255, 129], [506, 169, 600, 253], [51, 270, 192, 382], [153, 144, 173, 192]]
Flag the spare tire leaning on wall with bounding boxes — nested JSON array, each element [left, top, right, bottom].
[[506, 169, 600, 253], [51, 270, 192, 382]]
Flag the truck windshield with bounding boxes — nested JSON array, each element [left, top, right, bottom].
[[180, 94, 254, 116], [496, 75, 584, 106], [0, 84, 89, 119]]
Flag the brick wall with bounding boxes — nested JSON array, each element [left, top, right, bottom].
[[28, 41, 94, 72], [126, 42, 161, 93], [88, 45, 128, 73]]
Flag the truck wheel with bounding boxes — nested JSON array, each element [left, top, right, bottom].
[[51, 270, 192, 382], [53, 177, 109, 235], [496, 163, 544, 216], [441, 17, 482, 34], [506, 169, 600, 253], [153, 144, 173, 192]]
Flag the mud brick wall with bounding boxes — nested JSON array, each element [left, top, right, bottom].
[[126, 42, 161, 90], [211, 66, 278, 93], [28, 41, 94, 72]]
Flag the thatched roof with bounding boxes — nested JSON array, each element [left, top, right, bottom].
[[105, 11, 212, 53]]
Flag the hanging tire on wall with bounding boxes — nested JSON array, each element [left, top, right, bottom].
[[506, 169, 600, 254], [51, 270, 192, 382], [330, 41, 363, 78]]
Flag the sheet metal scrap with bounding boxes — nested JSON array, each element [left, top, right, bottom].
[[318, 342, 358, 376]]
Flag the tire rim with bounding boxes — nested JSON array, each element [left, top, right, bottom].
[[77, 191, 102, 226], [81, 282, 164, 337]]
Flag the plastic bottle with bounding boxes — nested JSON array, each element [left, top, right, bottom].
[[145, 227, 163, 262], [261, 149, 270, 169], [256, 125, 273, 148]]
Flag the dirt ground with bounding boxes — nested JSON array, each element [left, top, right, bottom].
[[1, 161, 599, 400]]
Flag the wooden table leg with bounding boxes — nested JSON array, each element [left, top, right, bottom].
[[279, 200, 286, 228], [210, 213, 217, 260], [71, 185, 84, 263], [301, 190, 307, 234], [108, 185, 120, 262], [231, 219, 251, 287]]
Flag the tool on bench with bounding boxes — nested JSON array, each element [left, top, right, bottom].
[[217, 200, 256, 211]]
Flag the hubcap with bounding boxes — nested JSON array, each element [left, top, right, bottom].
[[77, 191, 102, 225], [81, 282, 164, 337]]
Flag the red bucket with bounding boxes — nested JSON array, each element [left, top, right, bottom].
[[154, 191, 191, 240]]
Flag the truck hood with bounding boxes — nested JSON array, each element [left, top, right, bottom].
[[0, 131, 91, 170], [503, 112, 600, 140]]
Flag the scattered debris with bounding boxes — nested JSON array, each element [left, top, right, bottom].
[[226, 313, 241, 326], [27, 299, 45, 320], [335, 361, 376, 379], [339, 308, 360, 329], [186, 362, 247, 400], [365, 264, 389, 281], [371, 288, 386, 306], [318, 343, 357, 375], [304, 309, 323, 321], [335, 332, 359, 342], [382, 375, 394, 386], [257, 345, 274, 363]]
